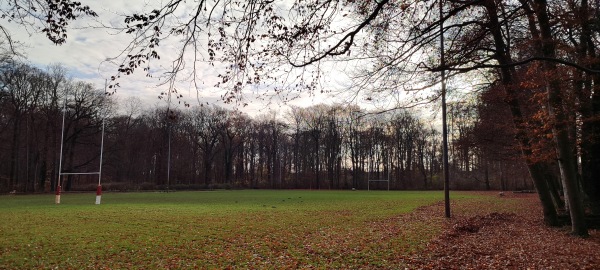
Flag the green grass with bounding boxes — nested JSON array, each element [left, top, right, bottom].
[[0, 190, 462, 269]]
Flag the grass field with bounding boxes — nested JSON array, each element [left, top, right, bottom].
[[0, 190, 475, 269]]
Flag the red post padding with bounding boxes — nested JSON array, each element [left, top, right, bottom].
[[95, 185, 102, 205], [55, 185, 61, 204]]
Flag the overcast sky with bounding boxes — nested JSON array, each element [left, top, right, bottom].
[[3, 1, 382, 117]]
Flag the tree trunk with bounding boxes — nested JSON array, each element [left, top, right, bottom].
[[484, 161, 490, 190], [314, 132, 320, 189], [9, 114, 22, 190], [483, 0, 559, 226], [577, 0, 600, 215], [581, 76, 600, 214], [545, 162, 566, 210], [203, 155, 211, 186], [533, 0, 587, 236]]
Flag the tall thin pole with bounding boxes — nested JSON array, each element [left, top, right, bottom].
[[56, 89, 67, 204], [99, 119, 105, 186], [167, 121, 171, 192], [99, 79, 107, 186], [96, 80, 107, 205], [440, 0, 451, 218], [96, 117, 105, 205]]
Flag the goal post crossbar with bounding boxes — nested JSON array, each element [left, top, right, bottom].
[[60, 172, 101, 176], [368, 179, 390, 191]]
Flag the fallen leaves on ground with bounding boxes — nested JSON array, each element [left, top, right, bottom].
[[406, 192, 600, 269]]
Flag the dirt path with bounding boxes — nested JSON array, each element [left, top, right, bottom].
[[406, 192, 600, 269]]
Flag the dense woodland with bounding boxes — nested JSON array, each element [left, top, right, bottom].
[[0, 61, 529, 192]]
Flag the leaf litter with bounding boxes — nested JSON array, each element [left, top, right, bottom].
[[406, 192, 600, 270]]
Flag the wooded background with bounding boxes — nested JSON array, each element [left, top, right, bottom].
[[0, 62, 529, 192]]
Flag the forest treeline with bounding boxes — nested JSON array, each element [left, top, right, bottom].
[[0, 60, 529, 193]]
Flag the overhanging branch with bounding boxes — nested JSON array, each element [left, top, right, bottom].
[[429, 56, 600, 74], [288, 0, 390, 67]]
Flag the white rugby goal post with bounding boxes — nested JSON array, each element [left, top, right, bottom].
[[55, 83, 106, 205], [367, 150, 390, 191], [367, 175, 390, 191]]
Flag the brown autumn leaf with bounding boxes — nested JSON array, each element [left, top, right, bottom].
[[406, 192, 600, 270]]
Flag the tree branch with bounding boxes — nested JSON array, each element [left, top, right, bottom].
[[288, 0, 390, 67], [429, 56, 600, 74]]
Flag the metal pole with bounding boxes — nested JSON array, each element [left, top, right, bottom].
[[96, 117, 105, 205], [96, 79, 107, 205], [167, 122, 171, 192], [99, 118, 105, 186], [367, 157, 370, 191], [387, 158, 390, 191], [440, 0, 451, 218], [56, 89, 67, 204]]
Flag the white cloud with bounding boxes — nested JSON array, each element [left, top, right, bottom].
[[2, 0, 405, 118]]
